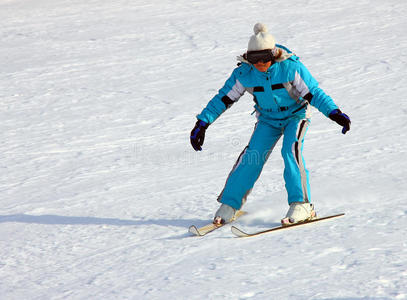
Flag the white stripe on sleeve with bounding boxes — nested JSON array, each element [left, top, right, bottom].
[[293, 71, 310, 98], [226, 79, 245, 101]]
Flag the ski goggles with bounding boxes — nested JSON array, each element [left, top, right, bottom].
[[245, 49, 274, 64]]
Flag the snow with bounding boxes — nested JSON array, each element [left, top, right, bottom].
[[1, 0, 406, 299]]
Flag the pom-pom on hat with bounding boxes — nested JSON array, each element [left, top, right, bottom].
[[247, 23, 276, 51]]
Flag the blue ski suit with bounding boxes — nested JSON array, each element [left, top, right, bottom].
[[197, 46, 338, 210]]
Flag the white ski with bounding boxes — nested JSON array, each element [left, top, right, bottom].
[[231, 213, 345, 237], [189, 210, 246, 236]]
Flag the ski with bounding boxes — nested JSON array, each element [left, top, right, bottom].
[[231, 213, 345, 238], [189, 210, 246, 236]]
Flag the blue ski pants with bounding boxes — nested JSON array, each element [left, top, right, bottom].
[[218, 117, 311, 210]]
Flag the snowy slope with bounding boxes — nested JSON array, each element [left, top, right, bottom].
[[1, 0, 406, 299]]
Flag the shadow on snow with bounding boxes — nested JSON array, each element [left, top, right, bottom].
[[0, 214, 202, 228]]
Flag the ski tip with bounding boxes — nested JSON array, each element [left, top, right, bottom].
[[230, 226, 250, 238], [188, 225, 201, 236]]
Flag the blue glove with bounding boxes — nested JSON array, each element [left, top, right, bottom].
[[329, 109, 351, 134], [190, 120, 209, 151]]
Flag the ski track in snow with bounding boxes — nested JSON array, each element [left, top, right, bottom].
[[1, 0, 407, 299]]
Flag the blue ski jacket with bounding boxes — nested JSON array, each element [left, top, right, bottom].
[[197, 45, 338, 125]]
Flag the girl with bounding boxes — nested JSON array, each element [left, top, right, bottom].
[[190, 23, 350, 225]]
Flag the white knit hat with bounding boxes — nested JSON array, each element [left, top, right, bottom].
[[247, 23, 276, 51]]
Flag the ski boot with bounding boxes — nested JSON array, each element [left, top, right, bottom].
[[213, 203, 236, 225], [281, 202, 316, 226]]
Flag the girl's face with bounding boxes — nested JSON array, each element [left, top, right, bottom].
[[253, 61, 272, 72]]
